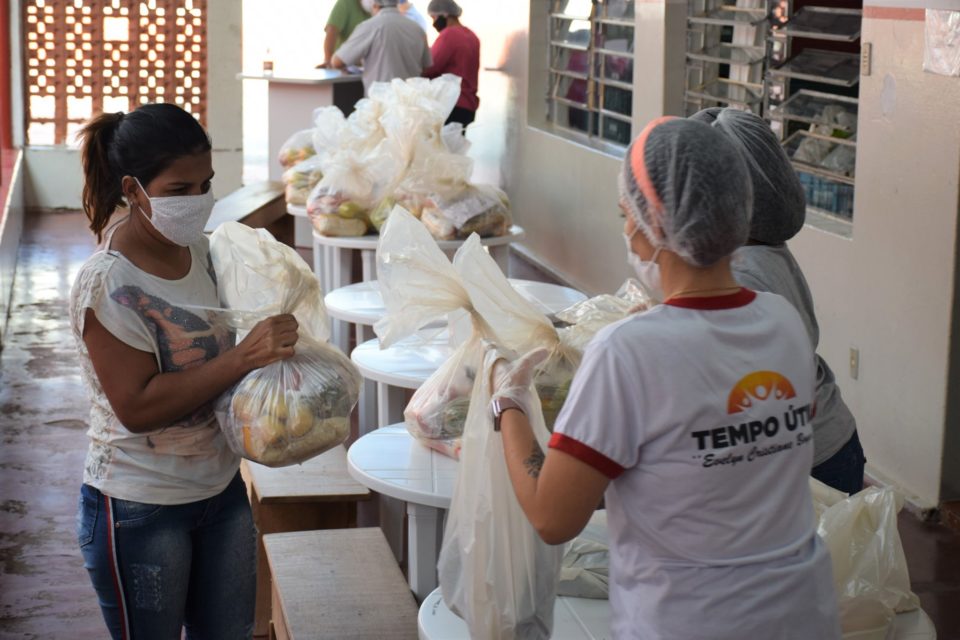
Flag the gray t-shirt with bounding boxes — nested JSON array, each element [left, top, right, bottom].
[[732, 244, 856, 466], [334, 7, 432, 93]]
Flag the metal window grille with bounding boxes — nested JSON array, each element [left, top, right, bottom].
[[547, 0, 635, 151], [23, 0, 207, 146]]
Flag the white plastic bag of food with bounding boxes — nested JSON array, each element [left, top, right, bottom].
[[375, 208, 475, 456], [208, 223, 362, 467], [421, 184, 512, 240], [278, 128, 316, 169], [439, 347, 564, 640], [282, 156, 324, 206]]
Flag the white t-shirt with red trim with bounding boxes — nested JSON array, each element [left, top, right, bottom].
[[550, 289, 840, 640]]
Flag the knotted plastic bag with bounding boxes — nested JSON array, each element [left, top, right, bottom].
[[438, 347, 564, 640], [209, 223, 361, 467]]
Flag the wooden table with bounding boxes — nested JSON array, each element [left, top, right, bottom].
[[241, 447, 371, 639]]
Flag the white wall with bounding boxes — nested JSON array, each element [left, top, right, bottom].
[[503, 2, 689, 295], [791, 12, 960, 508], [22, 0, 244, 209], [0, 152, 25, 345], [500, 5, 960, 507]]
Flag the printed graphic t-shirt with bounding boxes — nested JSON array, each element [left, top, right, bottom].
[[70, 237, 240, 505], [550, 289, 841, 640]]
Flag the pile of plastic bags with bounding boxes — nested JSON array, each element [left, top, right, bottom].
[[207, 222, 362, 467], [278, 75, 512, 239]]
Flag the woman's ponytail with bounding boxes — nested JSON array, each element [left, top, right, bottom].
[[79, 112, 125, 242]]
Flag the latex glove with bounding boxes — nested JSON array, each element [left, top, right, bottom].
[[489, 345, 551, 416]]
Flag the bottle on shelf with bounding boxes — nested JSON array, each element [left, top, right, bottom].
[[263, 48, 274, 76]]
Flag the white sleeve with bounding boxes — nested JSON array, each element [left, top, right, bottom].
[[550, 334, 643, 478], [71, 255, 156, 355]]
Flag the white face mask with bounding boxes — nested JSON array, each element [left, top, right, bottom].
[[624, 230, 664, 302], [361, 0, 376, 13], [135, 178, 214, 247]]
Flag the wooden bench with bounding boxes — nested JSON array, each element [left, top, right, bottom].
[[264, 528, 419, 640], [241, 447, 371, 639], [205, 180, 293, 245]]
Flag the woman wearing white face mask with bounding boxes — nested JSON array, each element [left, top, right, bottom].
[[71, 103, 297, 639], [491, 117, 841, 639]]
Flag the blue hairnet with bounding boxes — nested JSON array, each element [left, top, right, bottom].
[[690, 108, 806, 244], [619, 117, 753, 267]]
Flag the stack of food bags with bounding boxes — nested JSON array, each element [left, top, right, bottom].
[[208, 222, 362, 467]]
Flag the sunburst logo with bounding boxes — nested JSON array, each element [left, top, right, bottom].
[[727, 371, 796, 415]]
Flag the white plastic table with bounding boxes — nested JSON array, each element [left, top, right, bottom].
[[347, 424, 457, 603], [294, 211, 524, 294], [351, 332, 453, 433], [326, 278, 588, 354], [341, 279, 587, 434], [418, 590, 938, 640]]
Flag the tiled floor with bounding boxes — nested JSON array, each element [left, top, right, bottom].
[[0, 210, 957, 638]]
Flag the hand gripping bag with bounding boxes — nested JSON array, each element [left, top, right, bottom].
[[209, 223, 361, 467], [437, 347, 564, 640]]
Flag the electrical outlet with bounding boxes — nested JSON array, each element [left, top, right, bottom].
[[861, 43, 872, 77], [849, 348, 860, 380]]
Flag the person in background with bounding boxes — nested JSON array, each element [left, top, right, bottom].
[[491, 117, 841, 639], [399, 0, 429, 32], [72, 103, 298, 639], [331, 0, 432, 94], [691, 106, 865, 495], [319, 0, 371, 68], [422, 0, 480, 128]]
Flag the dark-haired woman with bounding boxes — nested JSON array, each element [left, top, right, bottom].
[[70, 103, 298, 639]]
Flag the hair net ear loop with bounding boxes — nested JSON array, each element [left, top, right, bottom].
[[629, 116, 678, 244]]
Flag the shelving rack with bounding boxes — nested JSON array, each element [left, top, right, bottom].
[[764, 5, 863, 222], [684, 1, 768, 116]]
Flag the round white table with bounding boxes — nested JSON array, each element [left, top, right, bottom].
[[340, 279, 587, 433], [418, 588, 610, 640], [347, 424, 457, 603], [289, 202, 525, 294], [418, 590, 937, 640], [352, 332, 454, 429], [326, 278, 588, 354]]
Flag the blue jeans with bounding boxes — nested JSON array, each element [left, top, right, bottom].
[[77, 472, 256, 640], [812, 430, 866, 495]]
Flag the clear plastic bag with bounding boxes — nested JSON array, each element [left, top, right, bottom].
[[438, 347, 564, 640], [810, 479, 921, 638], [208, 223, 362, 467], [420, 185, 512, 240], [278, 128, 316, 169], [282, 156, 324, 206]]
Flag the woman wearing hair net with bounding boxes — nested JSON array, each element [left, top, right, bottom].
[[490, 117, 840, 639], [691, 107, 864, 495]]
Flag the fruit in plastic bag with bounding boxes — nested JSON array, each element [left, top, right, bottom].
[[208, 223, 363, 467], [278, 129, 316, 169], [309, 213, 369, 238], [219, 340, 361, 467], [282, 156, 324, 206]]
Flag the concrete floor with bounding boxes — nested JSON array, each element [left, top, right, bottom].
[[1, 210, 958, 638], [0, 210, 103, 638]]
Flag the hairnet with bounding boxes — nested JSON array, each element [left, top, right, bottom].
[[619, 116, 753, 267], [427, 0, 462, 16], [689, 108, 806, 244], [376, 0, 400, 7]]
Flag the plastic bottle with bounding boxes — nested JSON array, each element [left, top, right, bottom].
[[263, 48, 274, 76]]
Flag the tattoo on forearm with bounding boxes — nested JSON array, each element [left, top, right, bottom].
[[524, 443, 545, 479]]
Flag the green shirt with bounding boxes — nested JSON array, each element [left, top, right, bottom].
[[327, 0, 370, 49]]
